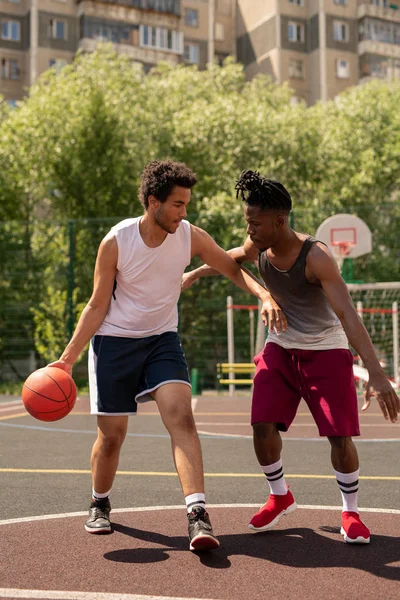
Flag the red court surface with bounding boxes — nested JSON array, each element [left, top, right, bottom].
[[1, 506, 400, 600], [1, 393, 399, 600]]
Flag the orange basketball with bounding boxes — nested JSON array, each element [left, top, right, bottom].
[[22, 366, 77, 422]]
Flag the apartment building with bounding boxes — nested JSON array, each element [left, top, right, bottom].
[[0, 0, 236, 103], [182, 0, 235, 68], [1, 1, 400, 105], [237, 0, 400, 105]]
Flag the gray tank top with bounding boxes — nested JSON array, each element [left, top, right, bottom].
[[258, 236, 340, 336]]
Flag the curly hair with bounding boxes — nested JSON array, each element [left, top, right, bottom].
[[235, 170, 292, 212], [139, 159, 197, 209]]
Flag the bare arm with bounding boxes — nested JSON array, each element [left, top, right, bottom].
[[183, 235, 258, 288], [308, 243, 399, 423], [49, 234, 118, 375], [190, 227, 287, 331]]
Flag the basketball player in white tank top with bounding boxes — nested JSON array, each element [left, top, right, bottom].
[[49, 160, 277, 551]]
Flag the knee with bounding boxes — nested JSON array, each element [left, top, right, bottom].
[[328, 436, 352, 453], [164, 405, 196, 432], [252, 422, 277, 441], [98, 429, 126, 456]]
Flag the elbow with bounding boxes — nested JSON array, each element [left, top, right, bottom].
[[227, 249, 245, 264], [87, 299, 110, 317]]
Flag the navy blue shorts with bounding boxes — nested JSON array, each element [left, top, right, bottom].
[[88, 332, 191, 415]]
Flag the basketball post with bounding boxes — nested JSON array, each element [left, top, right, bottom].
[[227, 296, 235, 396], [225, 298, 260, 396], [393, 301, 399, 387]]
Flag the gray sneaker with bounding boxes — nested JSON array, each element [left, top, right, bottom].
[[85, 499, 112, 534], [188, 506, 220, 551]]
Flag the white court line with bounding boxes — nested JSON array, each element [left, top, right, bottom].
[[0, 399, 23, 406], [196, 422, 400, 428], [1, 503, 400, 527], [0, 591, 213, 600], [196, 430, 400, 442], [0, 405, 25, 414]]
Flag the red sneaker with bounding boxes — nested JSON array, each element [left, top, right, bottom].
[[341, 511, 370, 544], [249, 490, 297, 532]]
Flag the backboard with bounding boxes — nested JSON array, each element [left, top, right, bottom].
[[315, 214, 372, 269]]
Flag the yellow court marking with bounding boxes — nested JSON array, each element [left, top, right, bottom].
[[0, 468, 399, 481], [0, 413, 28, 421]]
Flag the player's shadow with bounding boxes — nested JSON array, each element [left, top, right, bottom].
[[105, 522, 400, 580]]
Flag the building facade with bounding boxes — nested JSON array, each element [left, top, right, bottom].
[[1, 0, 400, 104], [237, 0, 400, 105]]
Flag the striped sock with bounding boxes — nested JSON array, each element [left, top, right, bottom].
[[92, 488, 111, 504], [185, 492, 206, 514], [334, 469, 359, 513], [261, 459, 288, 496]]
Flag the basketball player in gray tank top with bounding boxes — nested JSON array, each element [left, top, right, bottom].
[[48, 161, 275, 552], [183, 170, 399, 545]]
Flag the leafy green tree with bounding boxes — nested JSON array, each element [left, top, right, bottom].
[[1, 48, 399, 382]]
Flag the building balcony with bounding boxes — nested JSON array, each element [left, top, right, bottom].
[[358, 1, 400, 23], [76, 0, 181, 17], [358, 38, 400, 58], [78, 36, 182, 65], [359, 51, 400, 83]]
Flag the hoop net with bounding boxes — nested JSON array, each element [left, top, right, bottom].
[[332, 241, 355, 269]]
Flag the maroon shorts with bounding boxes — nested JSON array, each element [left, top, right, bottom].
[[251, 342, 360, 437]]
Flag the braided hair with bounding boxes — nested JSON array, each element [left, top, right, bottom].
[[235, 170, 292, 212]]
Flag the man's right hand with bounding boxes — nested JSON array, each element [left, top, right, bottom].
[[260, 294, 288, 333], [47, 360, 73, 377]]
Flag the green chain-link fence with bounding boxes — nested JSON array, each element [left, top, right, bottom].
[[1, 205, 399, 389]]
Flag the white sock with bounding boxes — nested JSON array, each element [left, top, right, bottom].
[[334, 469, 359, 513], [92, 488, 111, 502], [185, 492, 206, 514], [261, 459, 288, 496]]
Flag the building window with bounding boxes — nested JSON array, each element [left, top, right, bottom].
[[336, 58, 350, 78], [1, 21, 21, 41], [370, 1, 390, 7], [184, 43, 199, 64], [288, 59, 304, 79], [49, 58, 67, 72], [334, 0, 347, 5], [94, 26, 112, 41], [288, 21, 305, 43], [140, 25, 183, 53], [184, 8, 199, 27], [288, 0, 304, 5], [333, 20, 349, 42], [215, 22, 224, 41], [48, 19, 67, 40], [1, 58, 19, 79]]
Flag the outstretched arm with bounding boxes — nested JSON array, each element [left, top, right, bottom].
[[190, 227, 287, 332], [182, 235, 258, 289], [308, 243, 399, 423], [49, 234, 118, 375]]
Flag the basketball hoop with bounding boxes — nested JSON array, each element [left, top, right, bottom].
[[332, 241, 355, 270]]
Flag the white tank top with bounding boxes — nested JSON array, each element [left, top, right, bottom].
[[96, 217, 191, 338]]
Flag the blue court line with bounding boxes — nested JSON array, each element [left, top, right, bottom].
[[0, 421, 234, 440]]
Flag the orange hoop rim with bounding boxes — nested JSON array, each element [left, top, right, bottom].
[[331, 240, 355, 257]]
